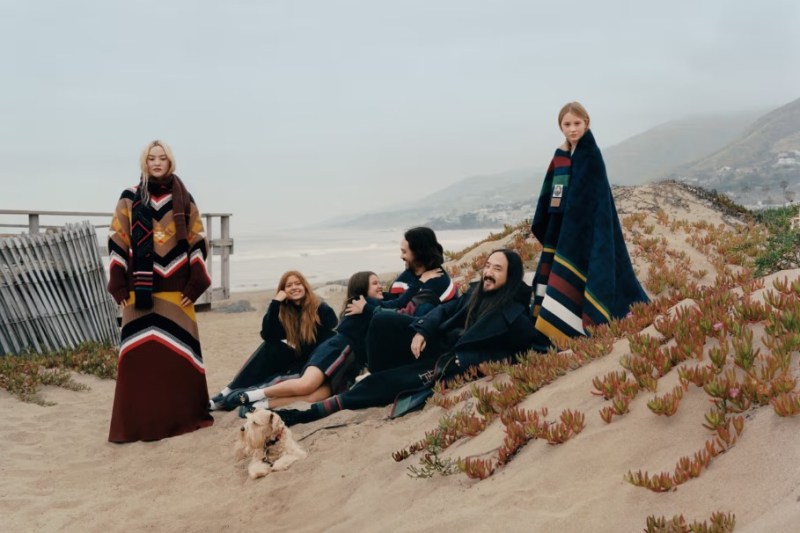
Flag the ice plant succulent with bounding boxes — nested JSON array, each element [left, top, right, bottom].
[[647, 385, 685, 416], [644, 511, 735, 533]]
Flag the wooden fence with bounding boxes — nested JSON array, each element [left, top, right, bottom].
[[0, 209, 233, 307], [0, 222, 119, 355]]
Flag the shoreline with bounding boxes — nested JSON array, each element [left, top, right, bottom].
[[221, 226, 520, 306], [220, 227, 504, 294], [215, 270, 402, 316]]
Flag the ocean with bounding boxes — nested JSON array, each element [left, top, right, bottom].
[[212, 227, 503, 293]]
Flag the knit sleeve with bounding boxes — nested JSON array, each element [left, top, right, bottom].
[[317, 302, 338, 336], [419, 272, 457, 304], [531, 158, 555, 242], [181, 199, 212, 302], [410, 292, 464, 339], [260, 299, 286, 341], [377, 271, 457, 316], [107, 192, 132, 304]]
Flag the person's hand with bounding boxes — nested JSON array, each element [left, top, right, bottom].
[[344, 296, 367, 316], [180, 294, 192, 307], [410, 333, 426, 359], [274, 290, 288, 302], [420, 268, 443, 283], [119, 298, 129, 309]]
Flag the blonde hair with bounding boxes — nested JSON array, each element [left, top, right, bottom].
[[138, 140, 176, 203], [276, 271, 323, 355], [557, 101, 590, 126]]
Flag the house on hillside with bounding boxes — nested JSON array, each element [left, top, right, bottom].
[[775, 153, 799, 167], [791, 206, 800, 230]]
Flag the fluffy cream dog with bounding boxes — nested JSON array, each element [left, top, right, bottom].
[[235, 409, 307, 479]]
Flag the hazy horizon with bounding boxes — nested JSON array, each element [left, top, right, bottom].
[[2, 1, 799, 235]]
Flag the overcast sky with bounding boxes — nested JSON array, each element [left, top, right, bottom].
[[2, 1, 799, 235]]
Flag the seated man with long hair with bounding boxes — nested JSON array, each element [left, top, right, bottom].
[[383, 226, 457, 316]]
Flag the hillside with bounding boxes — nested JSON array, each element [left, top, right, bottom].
[[325, 109, 769, 230], [5, 181, 800, 532], [327, 167, 539, 230], [672, 97, 800, 207], [603, 111, 761, 185]]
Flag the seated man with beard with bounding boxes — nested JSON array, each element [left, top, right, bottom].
[[274, 249, 539, 425]]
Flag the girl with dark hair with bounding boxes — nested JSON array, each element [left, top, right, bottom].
[[107, 140, 213, 443], [209, 270, 337, 411]]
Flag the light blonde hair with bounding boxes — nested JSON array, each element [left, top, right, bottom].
[[138, 140, 176, 203], [276, 270, 323, 355], [558, 102, 591, 149], [558, 101, 590, 126]]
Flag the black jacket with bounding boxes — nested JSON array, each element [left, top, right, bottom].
[[410, 282, 537, 368], [260, 300, 338, 358]]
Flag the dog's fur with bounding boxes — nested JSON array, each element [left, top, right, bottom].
[[234, 409, 307, 479]]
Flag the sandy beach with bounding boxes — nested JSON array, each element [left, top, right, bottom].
[[2, 183, 799, 532]]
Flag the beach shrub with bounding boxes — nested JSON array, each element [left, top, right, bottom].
[[0, 342, 117, 405], [644, 511, 735, 533], [396, 194, 798, 531], [753, 205, 800, 275], [671, 180, 753, 221]]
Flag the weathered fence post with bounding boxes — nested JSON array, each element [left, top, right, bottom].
[[0, 222, 119, 355]]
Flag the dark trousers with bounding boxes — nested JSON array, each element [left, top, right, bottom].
[[339, 358, 447, 410], [366, 313, 446, 373], [227, 341, 304, 390], [282, 350, 463, 425]]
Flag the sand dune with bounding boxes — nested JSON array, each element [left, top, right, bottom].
[[2, 182, 799, 532]]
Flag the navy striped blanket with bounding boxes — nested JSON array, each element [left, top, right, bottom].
[[530, 129, 648, 344]]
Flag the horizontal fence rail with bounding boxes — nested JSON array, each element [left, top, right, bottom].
[[0, 222, 119, 355], [0, 209, 233, 308]]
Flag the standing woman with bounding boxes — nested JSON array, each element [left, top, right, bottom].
[[107, 140, 214, 442], [530, 102, 648, 347], [209, 270, 338, 410]]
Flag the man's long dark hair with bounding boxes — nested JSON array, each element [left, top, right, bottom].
[[465, 249, 527, 328], [405, 226, 444, 271]]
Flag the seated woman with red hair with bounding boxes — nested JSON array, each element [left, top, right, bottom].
[[209, 270, 337, 410]]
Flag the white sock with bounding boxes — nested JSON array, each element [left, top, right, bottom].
[[208, 399, 218, 411], [220, 387, 232, 396], [252, 399, 270, 410], [246, 389, 266, 403]]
